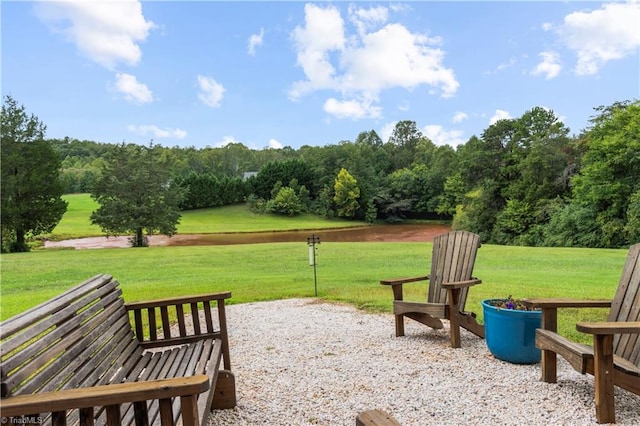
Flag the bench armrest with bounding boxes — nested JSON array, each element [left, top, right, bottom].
[[380, 276, 429, 286], [126, 292, 232, 370], [576, 321, 640, 335], [441, 278, 482, 289], [522, 298, 611, 309], [125, 291, 232, 309], [0, 375, 209, 418]]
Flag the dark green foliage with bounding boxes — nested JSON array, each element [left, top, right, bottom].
[[90, 143, 183, 247], [1, 96, 68, 252], [568, 100, 640, 247], [174, 172, 247, 210], [252, 159, 315, 200]]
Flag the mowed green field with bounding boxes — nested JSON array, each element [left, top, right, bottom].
[[48, 193, 367, 240], [1, 193, 630, 343]]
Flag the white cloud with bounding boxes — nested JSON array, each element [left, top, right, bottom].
[[541, 22, 553, 31], [379, 121, 398, 143], [323, 97, 382, 119], [290, 4, 458, 120], [531, 50, 562, 79], [113, 73, 153, 104], [289, 4, 345, 99], [197, 75, 225, 107], [34, 0, 155, 69], [348, 4, 389, 36], [452, 111, 468, 123], [248, 28, 264, 56], [559, 1, 640, 75], [422, 124, 466, 147], [215, 136, 240, 148], [485, 57, 517, 75], [127, 124, 187, 139], [268, 138, 283, 149], [489, 109, 512, 125]]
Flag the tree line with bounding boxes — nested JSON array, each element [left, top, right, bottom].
[[2, 94, 638, 251]]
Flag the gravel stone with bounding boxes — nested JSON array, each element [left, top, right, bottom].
[[207, 298, 640, 426]]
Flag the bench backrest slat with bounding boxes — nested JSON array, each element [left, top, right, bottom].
[[0, 275, 115, 338], [0, 274, 139, 398]]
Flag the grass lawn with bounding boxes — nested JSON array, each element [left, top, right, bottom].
[[2, 193, 630, 344], [47, 193, 367, 240], [1, 241, 627, 344]]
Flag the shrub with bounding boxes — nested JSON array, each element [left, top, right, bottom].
[[266, 187, 303, 216]]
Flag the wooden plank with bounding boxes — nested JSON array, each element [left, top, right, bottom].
[[161, 306, 171, 339], [356, 409, 401, 426], [1, 282, 121, 374], [203, 301, 214, 333], [158, 399, 173, 426], [0, 275, 114, 338], [191, 303, 201, 335], [176, 305, 187, 337], [4, 297, 127, 396], [124, 293, 231, 310], [216, 299, 231, 371], [148, 308, 157, 342], [593, 334, 616, 423]]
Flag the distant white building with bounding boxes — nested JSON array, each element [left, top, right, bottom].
[[243, 171, 258, 181]]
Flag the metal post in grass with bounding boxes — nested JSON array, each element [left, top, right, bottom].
[[307, 234, 320, 297]]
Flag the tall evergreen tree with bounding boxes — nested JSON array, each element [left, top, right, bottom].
[[1, 96, 67, 252], [90, 143, 183, 247]]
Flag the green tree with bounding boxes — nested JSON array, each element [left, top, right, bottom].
[[90, 143, 183, 247], [1, 96, 67, 252], [333, 168, 360, 218], [569, 100, 640, 247]]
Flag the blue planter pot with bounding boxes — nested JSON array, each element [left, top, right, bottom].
[[482, 299, 542, 364]]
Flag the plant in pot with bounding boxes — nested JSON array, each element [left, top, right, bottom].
[[482, 296, 542, 364]]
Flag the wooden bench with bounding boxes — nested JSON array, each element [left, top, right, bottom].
[[0, 274, 236, 426]]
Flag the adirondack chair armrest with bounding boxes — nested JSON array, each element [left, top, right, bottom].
[[441, 278, 482, 289], [576, 321, 640, 335], [522, 298, 612, 309], [380, 276, 430, 286], [0, 375, 210, 418]]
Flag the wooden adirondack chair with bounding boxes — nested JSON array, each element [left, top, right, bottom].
[[525, 243, 640, 424], [381, 230, 485, 348]]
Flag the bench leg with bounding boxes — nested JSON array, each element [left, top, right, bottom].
[[211, 370, 236, 409]]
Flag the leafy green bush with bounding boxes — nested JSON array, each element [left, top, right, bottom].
[[266, 187, 303, 216]]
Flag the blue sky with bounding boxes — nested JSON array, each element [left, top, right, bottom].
[[2, 1, 639, 150]]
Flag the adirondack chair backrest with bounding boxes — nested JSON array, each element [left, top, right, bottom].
[[609, 243, 640, 367], [427, 231, 481, 307]]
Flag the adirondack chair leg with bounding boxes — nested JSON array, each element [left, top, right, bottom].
[[447, 289, 461, 348], [392, 284, 405, 337], [540, 308, 558, 383], [593, 334, 616, 424], [394, 314, 405, 337]]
